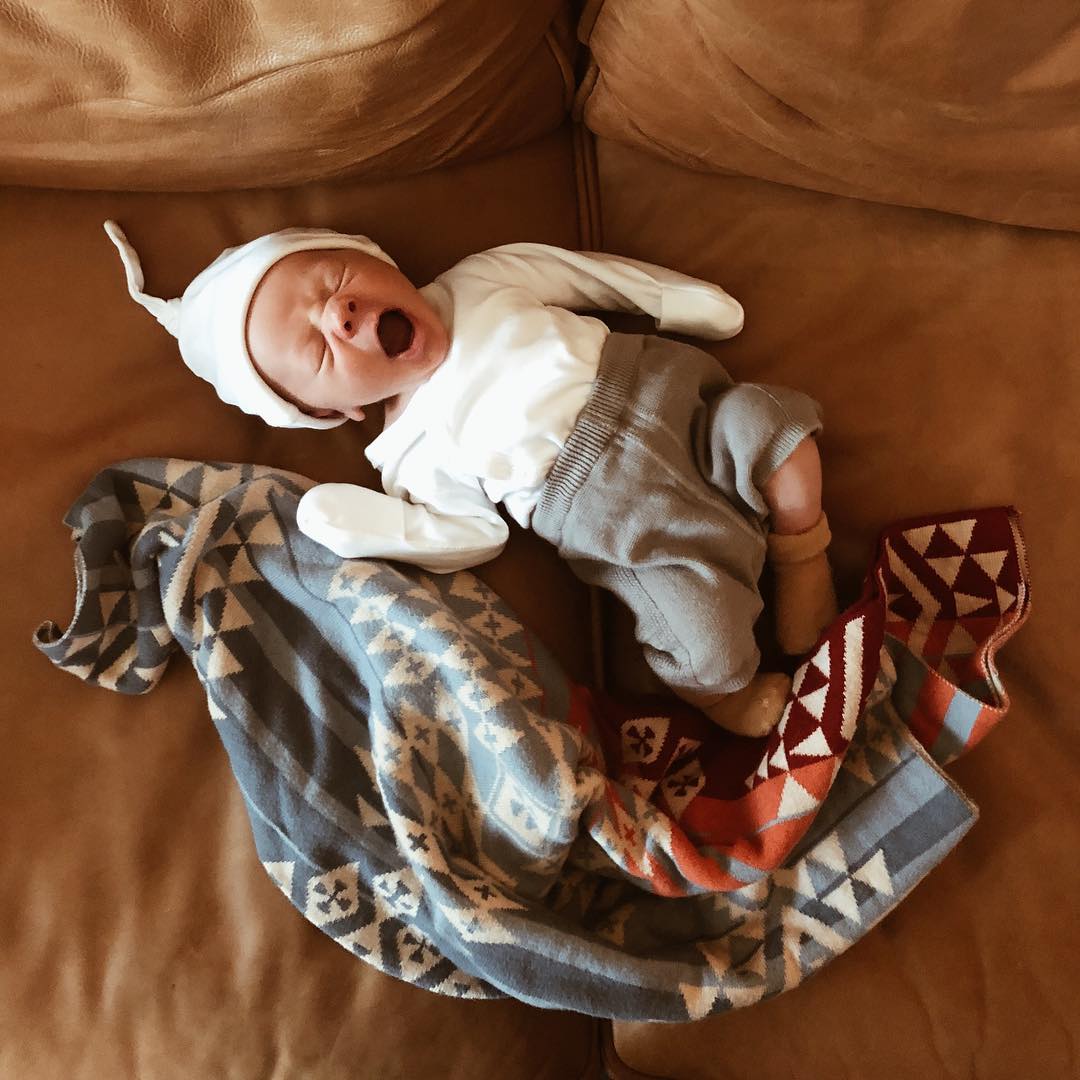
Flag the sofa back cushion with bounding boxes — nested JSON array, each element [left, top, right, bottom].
[[578, 0, 1080, 231], [0, 0, 574, 190]]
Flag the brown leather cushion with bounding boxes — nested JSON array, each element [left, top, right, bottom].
[[0, 0, 575, 190], [597, 138, 1079, 1079], [2, 128, 596, 1078], [579, 0, 1080, 232]]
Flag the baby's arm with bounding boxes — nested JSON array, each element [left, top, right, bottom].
[[297, 484, 508, 573], [451, 244, 744, 339]]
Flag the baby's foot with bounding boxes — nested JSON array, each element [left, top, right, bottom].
[[702, 673, 792, 738], [767, 514, 838, 655]]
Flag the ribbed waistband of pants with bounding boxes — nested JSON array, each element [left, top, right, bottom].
[[533, 332, 643, 541]]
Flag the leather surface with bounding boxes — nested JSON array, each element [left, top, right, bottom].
[[1, 128, 597, 1080], [597, 138, 1079, 1080], [6, 0, 1079, 1072], [0, 0, 573, 190], [579, 0, 1080, 232]]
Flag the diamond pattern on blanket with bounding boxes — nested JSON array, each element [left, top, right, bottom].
[[306, 864, 361, 927], [35, 462, 1030, 1022]]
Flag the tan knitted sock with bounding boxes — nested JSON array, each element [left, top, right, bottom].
[[767, 513, 839, 656], [701, 673, 792, 738]]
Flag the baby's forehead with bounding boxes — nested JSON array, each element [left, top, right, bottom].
[[274, 247, 348, 272], [253, 248, 345, 301]]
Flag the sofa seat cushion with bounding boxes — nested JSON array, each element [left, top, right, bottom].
[[596, 137, 1078, 1079]]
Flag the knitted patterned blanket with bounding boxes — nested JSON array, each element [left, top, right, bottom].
[[35, 459, 1030, 1021]]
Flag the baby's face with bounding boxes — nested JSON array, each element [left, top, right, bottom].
[[245, 248, 449, 421]]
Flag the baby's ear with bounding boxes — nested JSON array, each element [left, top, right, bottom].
[[341, 405, 367, 422]]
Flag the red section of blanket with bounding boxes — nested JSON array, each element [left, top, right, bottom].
[[563, 507, 1031, 894]]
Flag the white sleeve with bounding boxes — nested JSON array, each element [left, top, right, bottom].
[[451, 243, 744, 340], [296, 483, 509, 573]]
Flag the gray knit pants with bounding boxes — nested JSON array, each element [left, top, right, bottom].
[[531, 333, 823, 707]]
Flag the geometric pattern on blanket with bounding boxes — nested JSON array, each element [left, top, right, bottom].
[[34, 460, 1031, 1021]]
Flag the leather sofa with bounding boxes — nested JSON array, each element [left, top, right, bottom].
[[3, 1, 1076, 1077]]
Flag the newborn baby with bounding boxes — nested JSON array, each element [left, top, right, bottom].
[[104, 222, 837, 737]]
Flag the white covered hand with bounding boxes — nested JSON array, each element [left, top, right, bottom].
[[296, 483, 508, 573]]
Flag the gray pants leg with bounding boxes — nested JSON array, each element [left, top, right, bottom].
[[533, 334, 823, 705]]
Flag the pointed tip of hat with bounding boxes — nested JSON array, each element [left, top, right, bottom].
[[102, 219, 182, 338]]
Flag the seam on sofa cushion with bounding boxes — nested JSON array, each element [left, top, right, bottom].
[[578, 0, 607, 45], [572, 122, 603, 249], [544, 24, 577, 113]]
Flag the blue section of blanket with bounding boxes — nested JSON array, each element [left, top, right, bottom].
[[35, 459, 976, 1020]]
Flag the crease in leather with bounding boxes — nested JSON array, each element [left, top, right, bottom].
[[544, 25, 577, 113]]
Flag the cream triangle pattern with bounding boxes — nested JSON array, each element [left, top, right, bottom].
[[797, 684, 828, 721], [722, 980, 766, 1009], [195, 561, 228, 601], [777, 776, 818, 818], [813, 646, 830, 680], [820, 877, 861, 923], [228, 548, 261, 586], [769, 741, 789, 771], [219, 591, 254, 632], [772, 860, 818, 900], [205, 636, 243, 680], [238, 482, 273, 519], [680, 982, 720, 1021], [198, 465, 244, 504], [810, 831, 848, 873], [973, 550, 1007, 582], [245, 512, 285, 547], [955, 591, 991, 616], [133, 479, 166, 516], [904, 524, 937, 555], [263, 860, 295, 898], [165, 459, 197, 488], [95, 643, 139, 691], [940, 518, 977, 551], [98, 623, 126, 655], [853, 850, 894, 897], [790, 727, 831, 758], [927, 556, 964, 587]]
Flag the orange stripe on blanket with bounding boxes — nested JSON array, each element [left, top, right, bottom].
[[906, 669, 956, 750]]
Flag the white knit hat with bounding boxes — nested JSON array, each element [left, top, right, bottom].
[[103, 221, 399, 429]]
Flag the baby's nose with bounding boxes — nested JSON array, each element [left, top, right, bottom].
[[323, 295, 359, 339]]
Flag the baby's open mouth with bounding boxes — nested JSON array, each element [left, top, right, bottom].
[[377, 309, 414, 358]]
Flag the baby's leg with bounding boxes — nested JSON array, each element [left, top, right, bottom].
[[762, 436, 838, 654], [702, 383, 837, 657], [761, 435, 822, 535]]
